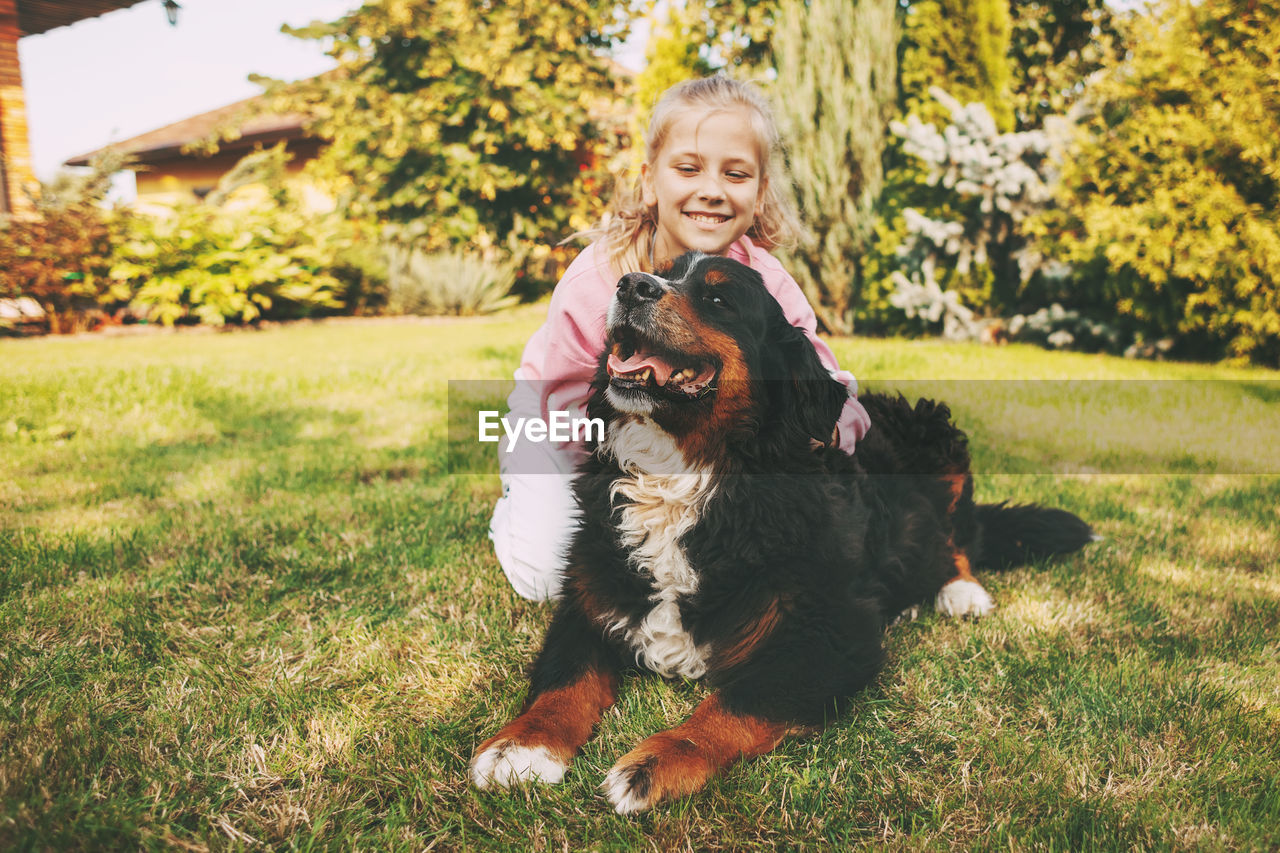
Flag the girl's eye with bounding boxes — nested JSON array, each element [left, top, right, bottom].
[[676, 165, 698, 175]]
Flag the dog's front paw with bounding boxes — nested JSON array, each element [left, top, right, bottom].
[[935, 578, 995, 618], [602, 738, 709, 815], [470, 738, 569, 789], [601, 753, 660, 809], [603, 753, 662, 815]]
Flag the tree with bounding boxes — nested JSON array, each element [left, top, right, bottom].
[[1038, 0, 1280, 364], [688, 0, 780, 71], [897, 0, 1014, 132], [634, 2, 714, 141], [1007, 0, 1118, 130], [270, 0, 628, 256], [772, 0, 897, 334]]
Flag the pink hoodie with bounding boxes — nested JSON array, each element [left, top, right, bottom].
[[513, 236, 871, 468]]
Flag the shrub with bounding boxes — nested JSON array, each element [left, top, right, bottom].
[[1005, 304, 1123, 354], [0, 152, 132, 333], [1037, 0, 1280, 365], [109, 147, 360, 326], [271, 0, 621, 258], [772, 0, 897, 334], [384, 246, 519, 316], [111, 206, 343, 326], [885, 88, 1064, 331]]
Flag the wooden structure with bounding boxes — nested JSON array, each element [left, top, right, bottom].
[[65, 95, 321, 210], [0, 0, 150, 215]]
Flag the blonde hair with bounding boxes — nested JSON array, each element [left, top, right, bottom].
[[583, 74, 805, 276]]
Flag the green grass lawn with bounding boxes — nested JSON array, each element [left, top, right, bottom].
[[2, 307, 1278, 850]]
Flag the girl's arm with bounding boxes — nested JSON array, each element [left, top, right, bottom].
[[512, 245, 617, 469]]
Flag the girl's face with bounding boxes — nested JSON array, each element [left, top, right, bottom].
[[642, 107, 765, 265]]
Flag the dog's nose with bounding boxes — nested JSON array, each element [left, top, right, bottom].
[[617, 273, 664, 304]]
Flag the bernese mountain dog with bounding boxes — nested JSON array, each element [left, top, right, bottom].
[[472, 252, 1096, 814]]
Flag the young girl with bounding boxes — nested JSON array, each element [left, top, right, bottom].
[[489, 74, 871, 600]]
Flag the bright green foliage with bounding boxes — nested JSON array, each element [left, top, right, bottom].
[[384, 247, 520, 316], [109, 148, 352, 327], [700, 0, 777, 70], [1039, 0, 1280, 364], [272, 0, 626, 256], [112, 212, 344, 327], [898, 0, 1014, 132], [1008, 0, 1118, 130], [772, 0, 897, 334], [635, 3, 713, 128]]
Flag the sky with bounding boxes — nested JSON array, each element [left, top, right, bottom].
[[19, 0, 354, 182], [18, 0, 647, 186]]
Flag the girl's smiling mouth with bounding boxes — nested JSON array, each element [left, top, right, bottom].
[[685, 211, 731, 225]]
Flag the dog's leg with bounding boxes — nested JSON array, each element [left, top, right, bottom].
[[602, 693, 788, 814], [471, 604, 619, 788], [934, 547, 994, 617]]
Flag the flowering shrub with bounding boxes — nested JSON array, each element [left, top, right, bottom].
[[887, 88, 1066, 333]]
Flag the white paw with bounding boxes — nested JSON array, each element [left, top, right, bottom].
[[602, 763, 652, 815], [890, 605, 921, 626], [935, 579, 995, 618], [470, 741, 567, 789]]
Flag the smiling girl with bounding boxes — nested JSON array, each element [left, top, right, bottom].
[[489, 74, 871, 600]]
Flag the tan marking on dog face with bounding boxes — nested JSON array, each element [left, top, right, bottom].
[[653, 292, 753, 467], [702, 268, 728, 285]]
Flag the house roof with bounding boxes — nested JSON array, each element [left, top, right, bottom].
[[64, 95, 308, 168], [18, 0, 152, 37], [65, 58, 636, 169]]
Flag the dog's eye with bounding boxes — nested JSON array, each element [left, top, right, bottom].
[[704, 293, 727, 307]]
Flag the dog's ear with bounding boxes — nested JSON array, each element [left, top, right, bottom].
[[757, 311, 848, 457]]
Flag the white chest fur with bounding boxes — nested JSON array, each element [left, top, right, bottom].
[[602, 420, 716, 679]]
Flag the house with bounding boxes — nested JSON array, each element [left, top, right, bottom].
[[65, 59, 637, 215], [1, 0, 155, 216], [64, 94, 325, 213]]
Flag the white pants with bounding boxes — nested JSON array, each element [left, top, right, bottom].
[[487, 374, 580, 601]]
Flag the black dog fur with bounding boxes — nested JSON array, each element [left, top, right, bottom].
[[472, 252, 1095, 813]]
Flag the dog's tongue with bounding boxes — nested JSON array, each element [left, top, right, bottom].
[[608, 351, 674, 385]]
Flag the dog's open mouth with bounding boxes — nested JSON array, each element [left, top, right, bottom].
[[606, 341, 717, 399]]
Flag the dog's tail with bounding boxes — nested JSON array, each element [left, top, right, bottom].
[[974, 502, 1098, 570]]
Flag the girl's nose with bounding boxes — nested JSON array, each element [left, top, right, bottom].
[[697, 174, 725, 201]]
